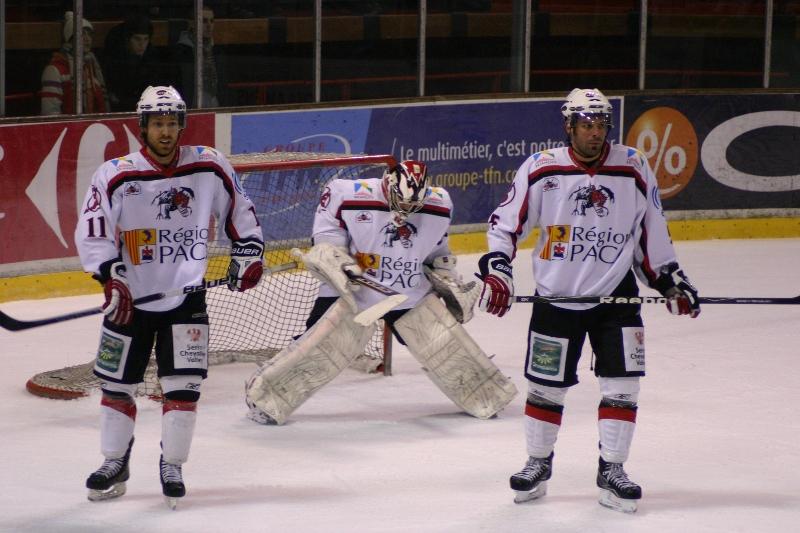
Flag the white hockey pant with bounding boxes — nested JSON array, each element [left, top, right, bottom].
[[160, 375, 201, 465], [99, 381, 138, 459], [524, 382, 567, 458], [393, 293, 518, 419], [598, 376, 640, 464], [245, 299, 376, 425]]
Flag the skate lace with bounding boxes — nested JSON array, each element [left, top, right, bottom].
[[519, 457, 549, 479], [160, 460, 183, 484], [95, 457, 125, 477], [603, 463, 637, 489]]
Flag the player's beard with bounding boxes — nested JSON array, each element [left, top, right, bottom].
[[571, 135, 605, 163], [146, 134, 178, 162]]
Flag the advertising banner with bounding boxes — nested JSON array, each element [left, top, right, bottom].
[[0, 115, 215, 267], [230, 99, 623, 229], [623, 93, 800, 210]]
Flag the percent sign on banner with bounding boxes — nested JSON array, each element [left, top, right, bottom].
[[625, 107, 699, 199]]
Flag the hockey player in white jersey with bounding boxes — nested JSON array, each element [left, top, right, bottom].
[[76, 86, 264, 508], [245, 160, 517, 425], [478, 88, 700, 513]]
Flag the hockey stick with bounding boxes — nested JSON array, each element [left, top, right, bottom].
[[512, 294, 800, 305], [0, 262, 299, 332], [346, 273, 408, 326]]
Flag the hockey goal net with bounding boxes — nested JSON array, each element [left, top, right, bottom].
[[26, 152, 397, 399]]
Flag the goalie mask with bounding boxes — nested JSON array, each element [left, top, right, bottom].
[[383, 160, 430, 218], [136, 85, 187, 129], [561, 88, 613, 129]]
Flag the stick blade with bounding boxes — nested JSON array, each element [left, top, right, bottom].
[[353, 294, 408, 326]]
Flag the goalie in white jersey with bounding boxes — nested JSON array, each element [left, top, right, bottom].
[[478, 88, 701, 513], [245, 160, 517, 425], [75, 86, 264, 507]]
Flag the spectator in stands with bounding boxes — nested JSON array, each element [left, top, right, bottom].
[[171, 6, 224, 108], [102, 14, 169, 112], [40, 11, 109, 115]]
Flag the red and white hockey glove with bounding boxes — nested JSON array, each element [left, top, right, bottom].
[[654, 263, 701, 318], [477, 251, 514, 317], [98, 259, 133, 326], [228, 240, 264, 292]]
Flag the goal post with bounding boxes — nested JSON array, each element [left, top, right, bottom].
[[25, 152, 398, 399]]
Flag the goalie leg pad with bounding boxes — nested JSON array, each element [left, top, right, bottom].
[[245, 300, 376, 424], [394, 294, 518, 419]]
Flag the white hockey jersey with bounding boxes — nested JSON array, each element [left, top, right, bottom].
[[75, 145, 263, 312], [312, 177, 453, 310], [487, 142, 678, 309]]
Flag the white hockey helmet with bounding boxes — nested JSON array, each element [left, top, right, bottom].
[[383, 160, 430, 216], [136, 85, 187, 128], [561, 88, 614, 128]]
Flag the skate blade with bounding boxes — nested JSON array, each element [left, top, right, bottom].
[[87, 482, 126, 502], [598, 488, 638, 513], [513, 481, 547, 504], [165, 496, 180, 510]]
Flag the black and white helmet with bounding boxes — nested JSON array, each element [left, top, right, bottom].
[[561, 88, 613, 128], [136, 85, 187, 128], [383, 160, 430, 216]]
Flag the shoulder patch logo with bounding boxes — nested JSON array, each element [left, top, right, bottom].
[[83, 185, 102, 213]]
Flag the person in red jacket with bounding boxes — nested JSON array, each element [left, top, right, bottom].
[[40, 11, 109, 115]]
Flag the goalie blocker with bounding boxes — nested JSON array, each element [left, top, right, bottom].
[[245, 292, 517, 424]]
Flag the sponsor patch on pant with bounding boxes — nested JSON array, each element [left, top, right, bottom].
[[526, 333, 568, 382]]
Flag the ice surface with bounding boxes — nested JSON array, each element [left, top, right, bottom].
[[1, 239, 798, 532]]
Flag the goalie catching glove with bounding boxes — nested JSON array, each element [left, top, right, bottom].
[[424, 255, 480, 323], [227, 240, 264, 291], [96, 258, 133, 326], [477, 251, 514, 317], [653, 262, 701, 318], [292, 242, 362, 313]]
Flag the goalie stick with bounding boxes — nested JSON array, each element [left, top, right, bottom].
[[512, 295, 800, 305], [0, 262, 298, 332], [346, 272, 408, 326]]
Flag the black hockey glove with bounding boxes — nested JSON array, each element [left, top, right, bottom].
[[96, 258, 133, 326], [477, 251, 514, 317], [228, 240, 264, 292], [653, 262, 700, 318]]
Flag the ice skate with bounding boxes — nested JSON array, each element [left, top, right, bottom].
[[597, 457, 641, 513], [509, 452, 553, 503], [159, 455, 185, 510], [86, 437, 134, 502]]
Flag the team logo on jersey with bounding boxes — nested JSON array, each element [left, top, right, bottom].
[[626, 148, 646, 168], [427, 187, 445, 202], [355, 252, 381, 276], [353, 181, 373, 198], [533, 151, 556, 168], [539, 225, 570, 261], [355, 211, 373, 223], [498, 183, 516, 207], [195, 146, 219, 160], [83, 185, 102, 213], [123, 182, 142, 196], [542, 177, 560, 192], [232, 171, 250, 200], [569, 184, 615, 217], [123, 228, 157, 265], [382, 220, 417, 248], [152, 186, 195, 219], [111, 156, 136, 170]]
